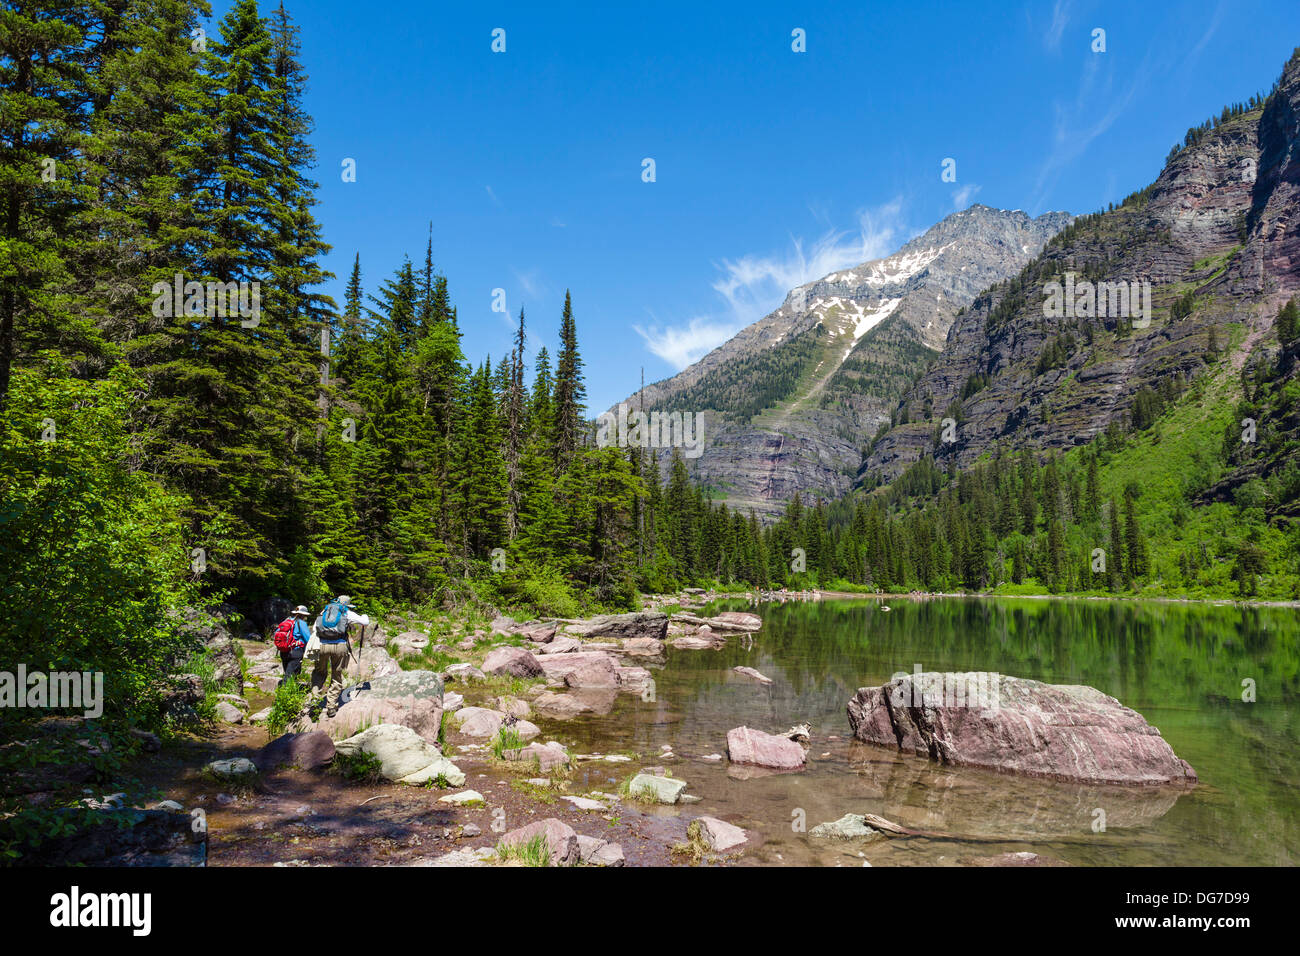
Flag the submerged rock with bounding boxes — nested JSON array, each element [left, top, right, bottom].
[[961, 851, 1069, 867], [697, 816, 748, 851], [504, 741, 570, 772], [531, 691, 594, 719], [733, 666, 772, 684], [725, 726, 806, 772], [670, 632, 724, 650], [810, 813, 878, 840], [621, 637, 664, 656], [846, 673, 1198, 786], [628, 773, 687, 804]]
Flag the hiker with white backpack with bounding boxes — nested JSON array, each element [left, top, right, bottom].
[[308, 595, 370, 717]]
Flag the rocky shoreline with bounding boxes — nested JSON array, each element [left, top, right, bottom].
[[14, 592, 1201, 867]]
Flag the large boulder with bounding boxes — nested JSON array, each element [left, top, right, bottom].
[[518, 621, 558, 643], [453, 707, 504, 737], [538, 636, 582, 654], [671, 612, 761, 633], [391, 631, 430, 656], [334, 725, 464, 786], [621, 637, 665, 657], [614, 665, 653, 696], [256, 731, 336, 772], [489, 615, 519, 637], [711, 611, 762, 632], [498, 818, 579, 866], [846, 673, 1198, 786], [354, 645, 400, 680], [443, 662, 486, 683], [353, 669, 445, 701], [538, 651, 618, 684], [318, 671, 445, 744], [174, 607, 241, 683], [563, 656, 620, 689], [725, 726, 806, 772], [564, 611, 668, 642], [531, 692, 594, 720], [670, 631, 724, 650], [481, 646, 544, 679]]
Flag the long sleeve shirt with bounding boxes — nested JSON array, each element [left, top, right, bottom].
[[317, 606, 371, 643]]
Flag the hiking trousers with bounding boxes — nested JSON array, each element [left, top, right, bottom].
[[279, 646, 304, 687], [310, 642, 350, 714]]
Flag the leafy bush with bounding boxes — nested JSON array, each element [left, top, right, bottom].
[[266, 676, 309, 736], [334, 749, 383, 783], [0, 366, 203, 729]]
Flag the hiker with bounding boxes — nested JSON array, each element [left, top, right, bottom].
[[272, 605, 312, 687], [309, 595, 370, 717]]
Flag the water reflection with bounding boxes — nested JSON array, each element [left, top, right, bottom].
[[545, 597, 1299, 866]]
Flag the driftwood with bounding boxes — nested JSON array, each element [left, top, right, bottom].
[[671, 613, 757, 633], [858, 813, 1176, 848]]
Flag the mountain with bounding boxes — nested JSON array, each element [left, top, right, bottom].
[[860, 50, 1300, 490], [619, 205, 1072, 517]]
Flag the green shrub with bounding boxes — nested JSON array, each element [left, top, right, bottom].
[[266, 676, 309, 736], [334, 749, 383, 783], [0, 365, 207, 729]]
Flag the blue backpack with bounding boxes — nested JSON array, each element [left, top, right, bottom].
[[315, 600, 350, 640]]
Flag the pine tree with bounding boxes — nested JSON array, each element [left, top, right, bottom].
[[553, 290, 586, 467], [0, 0, 99, 406], [1107, 498, 1126, 590]]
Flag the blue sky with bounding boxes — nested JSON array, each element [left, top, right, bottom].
[[215, 0, 1298, 412]]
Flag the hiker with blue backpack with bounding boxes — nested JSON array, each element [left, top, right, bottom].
[[309, 595, 370, 717]]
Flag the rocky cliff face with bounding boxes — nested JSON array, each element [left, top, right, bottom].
[[860, 51, 1300, 486], [618, 206, 1071, 517]]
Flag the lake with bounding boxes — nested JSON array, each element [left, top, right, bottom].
[[557, 596, 1300, 866]]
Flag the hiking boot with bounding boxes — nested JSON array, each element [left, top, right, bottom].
[[325, 705, 338, 718]]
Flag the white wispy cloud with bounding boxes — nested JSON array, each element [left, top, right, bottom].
[[632, 314, 743, 370], [1030, 48, 1155, 211], [1044, 0, 1073, 51], [512, 267, 546, 299], [952, 184, 982, 209], [633, 199, 908, 371], [485, 185, 502, 207]]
